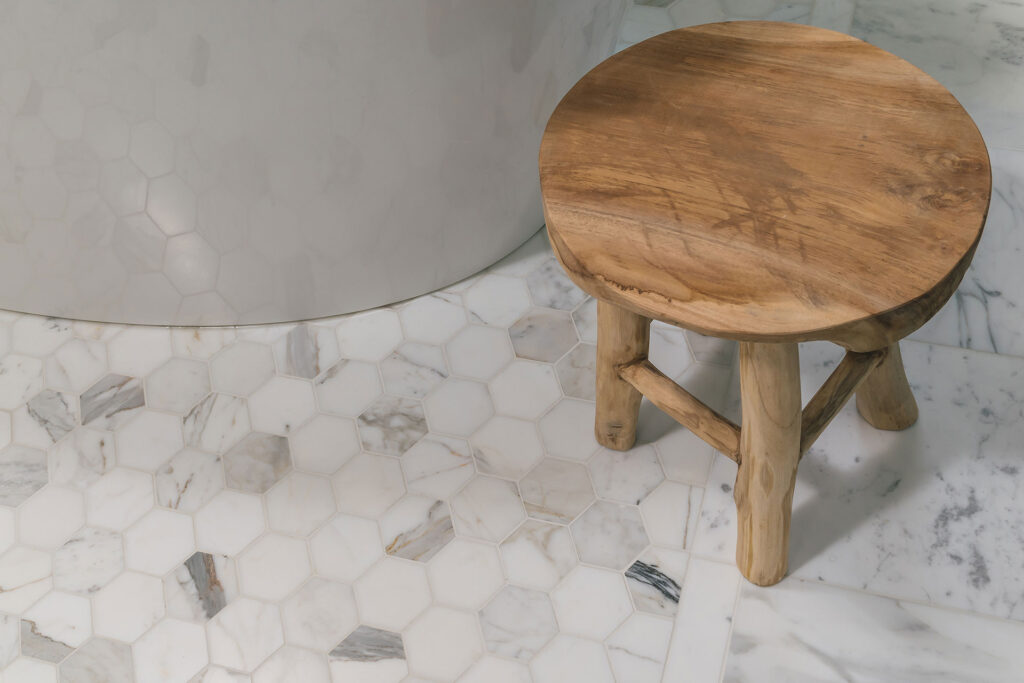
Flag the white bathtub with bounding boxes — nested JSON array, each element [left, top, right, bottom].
[[0, 0, 626, 324]]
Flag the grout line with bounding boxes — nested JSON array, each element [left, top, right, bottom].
[[901, 335, 1023, 361], [718, 568, 743, 683]]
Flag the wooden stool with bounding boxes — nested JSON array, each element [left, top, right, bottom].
[[538, 22, 991, 586]]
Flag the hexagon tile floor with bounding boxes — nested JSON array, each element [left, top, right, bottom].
[[0, 226, 1023, 683]]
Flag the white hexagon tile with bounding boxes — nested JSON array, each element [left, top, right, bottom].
[[0, 215, 1021, 683], [0, 1, 1021, 681], [0, 225, 725, 683]]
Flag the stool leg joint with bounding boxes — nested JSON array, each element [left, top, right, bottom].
[[617, 359, 740, 461], [595, 301, 650, 451], [856, 342, 918, 431]]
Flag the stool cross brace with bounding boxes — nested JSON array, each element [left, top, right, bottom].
[[616, 347, 886, 463]]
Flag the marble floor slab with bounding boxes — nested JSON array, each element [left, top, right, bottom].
[[726, 579, 1024, 683], [694, 341, 1024, 622]]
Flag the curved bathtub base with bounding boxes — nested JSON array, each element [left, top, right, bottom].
[[0, 0, 626, 324]]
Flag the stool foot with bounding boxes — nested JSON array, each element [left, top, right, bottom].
[[595, 301, 650, 450], [735, 341, 801, 586], [856, 342, 918, 430]]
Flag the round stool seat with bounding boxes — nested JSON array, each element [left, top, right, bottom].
[[539, 21, 991, 351]]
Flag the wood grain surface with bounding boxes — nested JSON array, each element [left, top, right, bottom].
[[856, 342, 920, 429], [595, 300, 650, 450], [735, 341, 802, 586], [619, 359, 741, 460], [540, 21, 991, 352]]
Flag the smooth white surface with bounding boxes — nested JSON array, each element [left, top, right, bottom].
[[0, 0, 626, 324]]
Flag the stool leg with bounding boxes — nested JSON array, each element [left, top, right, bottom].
[[595, 300, 650, 450], [856, 342, 918, 430], [735, 341, 801, 586]]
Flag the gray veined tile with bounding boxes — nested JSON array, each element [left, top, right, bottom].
[[357, 395, 428, 456], [20, 591, 91, 662], [79, 373, 144, 429], [165, 551, 237, 621], [330, 624, 405, 662], [380, 496, 455, 562], [59, 637, 133, 682], [273, 324, 339, 379], [25, 388, 78, 442], [0, 445, 48, 505], [626, 547, 687, 617], [328, 624, 410, 683], [223, 432, 292, 494], [21, 618, 74, 663]]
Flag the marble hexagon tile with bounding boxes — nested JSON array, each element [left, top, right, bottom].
[[2, 212, 1022, 682], [0, 229, 725, 683]]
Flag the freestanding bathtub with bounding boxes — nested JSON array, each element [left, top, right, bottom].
[[0, 0, 627, 324]]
